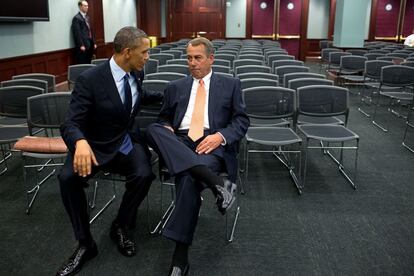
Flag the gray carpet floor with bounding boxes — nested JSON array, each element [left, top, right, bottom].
[[0, 63, 413, 275]]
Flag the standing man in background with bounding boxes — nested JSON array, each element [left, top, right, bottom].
[[71, 0, 97, 64]]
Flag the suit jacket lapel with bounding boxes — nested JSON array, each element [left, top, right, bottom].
[[176, 76, 193, 129], [101, 62, 128, 120], [208, 73, 219, 129]]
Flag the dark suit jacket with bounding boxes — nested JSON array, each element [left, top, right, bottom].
[[61, 61, 162, 165], [71, 12, 95, 50], [158, 72, 249, 181]]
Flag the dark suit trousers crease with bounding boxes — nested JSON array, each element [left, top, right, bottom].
[[58, 142, 154, 241], [146, 123, 225, 244]]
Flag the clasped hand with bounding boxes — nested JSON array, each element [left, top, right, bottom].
[[195, 133, 223, 154]]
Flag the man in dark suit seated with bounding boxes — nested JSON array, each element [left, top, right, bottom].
[[56, 27, 162, 276], [71, 0, 97, 64], [146, 37, 249, 275]]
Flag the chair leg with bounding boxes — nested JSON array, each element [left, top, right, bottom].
[[89, 178, 116, 224], [0, 144, 11, 175], [372, 92, 389, 132], [272, 145, 302, 195], [402, 104, 414, 153]]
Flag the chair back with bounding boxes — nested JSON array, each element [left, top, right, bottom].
[[142, 79, 169, 92], [12, 73, 56, 92], [274, 65, 310, 86], [267, 54, 294, 66], [329, 52, 351, 66], [321, 48, 341, 62], [339, 55, 367, 72], [91, 58, 108, 66], [242, 86, 296, 120], [284, 72, 325, 88], [167, 59, 188, 66], [297, 85, 349, 118], [233, 59, 263, 70], [150, 53, 174, 65], [241, 78, 278, 90], [0, 86, 44, 118], [213, 59, 231, 68], [364, 53, 384, 60], [238, 54, 264, 61], [157, 64, 189, 75], [145, 72, 186, 81], [288, 78, 333, 91], [235, 65, 271, 75], [144, 59, 159, 75], [67, 64, 96, 89], [364, 60, 393, 80], [212, 65, 231, 74], [27, 92, 72, 135], [401, 61, 414, 68], [346, 49, 368, 56], [162, 50, 182, 59], [272, 60, 304, 71], [380, 65, 414, 87], [1, 79, 48, 93], [237, 72, 278, 81]]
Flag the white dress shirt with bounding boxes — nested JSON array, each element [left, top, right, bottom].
[[109, 57, 138, 111]]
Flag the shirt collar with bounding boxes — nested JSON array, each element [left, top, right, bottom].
[[80, 11, 87, 18], [109, 57, 129, 82], [193, 70, 212, 84]]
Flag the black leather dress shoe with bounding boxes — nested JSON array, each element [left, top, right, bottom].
[[110, 222, 136, 257], [215, 178, 237, 215], [56, 243, 98, 276], [168, 263, 189, 276]]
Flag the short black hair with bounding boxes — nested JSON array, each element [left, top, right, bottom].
[[113, 26, 148, 54]]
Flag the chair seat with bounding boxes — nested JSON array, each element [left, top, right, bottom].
[[250, 117, 289, 127], [246, 127, 302, 146], [13, 136, 68, 153], [0, 117, 27, 126], [298, 115, 343, 125], [298, 124, 359, 142], [0, 127, 28, 143], [342, 75, 365, 82], [380, 92, 413, 101]]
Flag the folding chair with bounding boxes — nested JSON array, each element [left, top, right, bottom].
[[67, 64, 96, 90], [166, 59, 188, 66], [144, 59, 159, 75], [243, 87, 302, 193], [235, 65, 271, 76], [157, 64, 190, 75], [274, 65, 310, 87], [13, 73, 56, 92], [237, 72, 278, 82], [297, 85, 359, 189], [91, 58, 108, 66], [283, 72, 325, 88], [240, 78, 278, 90], [13, 92, 71, 214], [145, 72, 186, 81], [372, 65, 414, 132], [150, 53, 174, 66]]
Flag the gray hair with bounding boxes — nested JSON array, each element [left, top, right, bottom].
[[187, 37, 214, 56], [113, 26, 148, 53]]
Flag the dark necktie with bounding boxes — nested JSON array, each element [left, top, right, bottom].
[[123, 74, 132, 115], [85, 15, 92, 38]]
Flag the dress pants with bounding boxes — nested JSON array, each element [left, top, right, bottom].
[[58, 142, 154, 242], [75, 39, 94, 64], [146, 123, 225, 244]]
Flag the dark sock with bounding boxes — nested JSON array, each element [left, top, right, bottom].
[[172, 242, 189, 269], [188, 165, 221, 196]]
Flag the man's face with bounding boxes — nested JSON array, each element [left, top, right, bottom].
[[187, 44, 214, 79], [127, 38, 150, 71], [80, 1, 89, 13]]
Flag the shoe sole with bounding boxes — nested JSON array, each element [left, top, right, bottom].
[[219, 183, 237, 215]]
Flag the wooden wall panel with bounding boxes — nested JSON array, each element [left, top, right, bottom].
[[138, 0, 161, 36]]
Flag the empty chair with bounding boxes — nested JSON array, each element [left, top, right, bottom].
[[288, 78, 334, 91], [214, 72, 233, 78], [161, 50, 182, 59], [150, 53, 174, 65], [149, 47, 161, 54], [144, 59, 159, 75], [155, 44, 174, 51], [237, 72, 279, 82], [240, 78, 278, 90], [212, 65, 231, 74], [377, 56, 405, 63], [213, 59, 231, 68], [364, 53, 385, 60], [401, 61, 414, 67], [216, 50, 239, 56], [264, 50, 288, 60], [338, 55, 368, 87], [274, 65, 310, 86], [346, 49, 368, 56], [372, 65, 414, 132], [214, 53, 236, 66], [297, 85, 359, 189], [283, 72, 325, 88], [166, 59, 188, 66], [328, 52, 352, 72], [319, 40, 333, 49], [141, 80, 169, 115], [157, 64, 189, 75], [13, 73, 56, 92], [180, 54, 188, 59], [67, 64, 96, 90], [145, 72, 186, 81], [1, 78, 48, 94], [243, 86, 302, 193], [238, 54, 264, 61], [386, 52, 409, 59], [267, 54, 294, 67], [91, 58, 108, 66], [233, 59, 264, 71], [235, 65, 271, 75], [369, 49, 390, 54], [272, 60, 304, 72], [239, 50, 262, 56]]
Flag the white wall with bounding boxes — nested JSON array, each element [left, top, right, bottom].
[[307, 0, 330, 39], [0, 0, 77, 59], [102, 0, 137, 43], [226, 0, 246, 38]]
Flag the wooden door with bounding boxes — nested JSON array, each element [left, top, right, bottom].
[[168, 0, 225, 41], [277, 0, 303, 59], [401, 0, 414, 41], [374, 0, 403, 41]]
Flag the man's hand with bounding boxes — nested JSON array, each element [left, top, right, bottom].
[[73, 139, 99, 177], [94, 44, 97, 49], [196, 133, 223, 154], [80, 45, 86, 52]]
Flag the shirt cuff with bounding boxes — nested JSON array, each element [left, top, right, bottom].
[[217, 132, 227, 146]]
